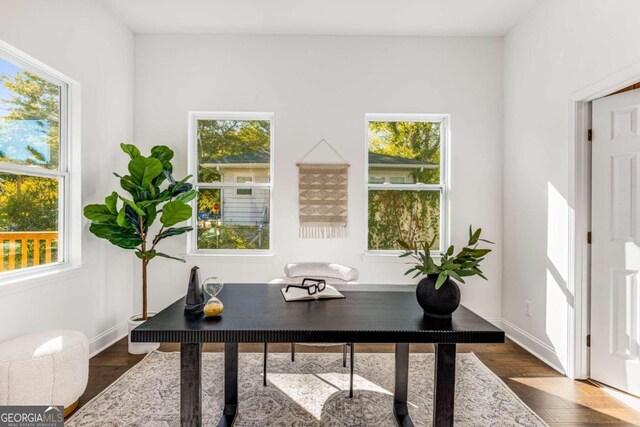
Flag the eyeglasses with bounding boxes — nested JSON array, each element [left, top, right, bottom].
[[285, 278, 327, 295]]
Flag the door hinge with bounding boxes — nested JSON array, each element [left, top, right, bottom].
[[587, 334, 591, 348], [588, 129, 593, 141], [587, 231, 592, 244]]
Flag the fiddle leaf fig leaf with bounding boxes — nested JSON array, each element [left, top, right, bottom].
[[121, 143, 141, 159], [157, 226, 192, 241], [105, 192, 118, 214], [175, 189, 197, 203], [89, 223, 142, 249], [150, 145, 174, 164], [118, 195, 145, 217], [116, 207, 127, 227], [160, 200, 192, 227], [135, 250, 156, 260], [84, 204, 115, 223], [128, 156, 163, 188], [156, 252, 186, 262]]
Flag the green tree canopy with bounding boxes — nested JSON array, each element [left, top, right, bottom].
[[0, 70, 61, 232]]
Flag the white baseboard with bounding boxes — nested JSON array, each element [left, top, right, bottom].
[[89, 321, 128, 357], [486, 318, 503, 329], [500, 318, 566, 375]]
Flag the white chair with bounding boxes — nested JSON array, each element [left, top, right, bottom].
[[0, 330, 89, 416], [266, 263, 359, 397]]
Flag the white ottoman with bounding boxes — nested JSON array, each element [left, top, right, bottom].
[[0, 330, 89, 415]]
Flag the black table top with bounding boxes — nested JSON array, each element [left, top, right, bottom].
[[131, 284, 504, 344]]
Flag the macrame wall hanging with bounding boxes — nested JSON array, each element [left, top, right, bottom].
[[297, 139, 349, 239]]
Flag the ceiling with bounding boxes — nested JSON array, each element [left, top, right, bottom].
[[101, 0, 538, 36]]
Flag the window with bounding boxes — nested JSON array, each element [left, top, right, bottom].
[[236, 177, 253, 196], [0, 50, 69, 274], [189, 112, 273, 252], [366, 114, 447, 252]]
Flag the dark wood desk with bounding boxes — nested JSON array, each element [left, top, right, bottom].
[[132, 284, 504, 427]]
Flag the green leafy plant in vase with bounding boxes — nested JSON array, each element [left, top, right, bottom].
[[398, 226, 493, 319], [83, 143, 196, 353]]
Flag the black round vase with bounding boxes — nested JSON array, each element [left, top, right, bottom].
[[416, 274, 461, 319]]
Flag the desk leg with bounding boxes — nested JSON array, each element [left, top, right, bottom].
[[433, 344, 456, 427], [218, 343, 238, 427], [393, 343, 414, 427], [181, 343, 202, 427]]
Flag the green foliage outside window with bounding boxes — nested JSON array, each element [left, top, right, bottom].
[[367, 120, 443, 250], [196, 120, 271, 250], [197, 119, 270, 182], [0, 70, 61, 233]]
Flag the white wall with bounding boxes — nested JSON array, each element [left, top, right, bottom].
[[0, 0, 135, 353], [134, 35, 504, 321], [503, 0, 640, 372]]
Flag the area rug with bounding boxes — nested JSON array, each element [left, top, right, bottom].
[[67, 352, 546, 426]]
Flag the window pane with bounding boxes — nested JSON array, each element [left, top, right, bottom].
[[0, 57, 61, 170], [368, 121, 440, 184], [197, 119, 270, 183], [0, 173, 60, 271], [368, 190, 440, 251], [197, 188, 270, 250]]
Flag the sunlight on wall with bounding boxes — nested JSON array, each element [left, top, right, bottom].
[[546, 269, 568, 359], [545, 182, 570, 362], [547, 182, 569, 283]]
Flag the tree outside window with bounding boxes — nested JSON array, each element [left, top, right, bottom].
[[0, 55, 66, 272], [367, 116, 446, 252], [192, 114, 272, 251]]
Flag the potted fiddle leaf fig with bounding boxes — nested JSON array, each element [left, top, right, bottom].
[[398, 226, 493, 319], [84, 143, 196, 354]]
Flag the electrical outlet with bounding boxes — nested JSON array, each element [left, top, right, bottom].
[[525, 300, 532, 318]]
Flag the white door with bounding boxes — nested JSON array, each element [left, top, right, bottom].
[[591, 88, 640, 396]]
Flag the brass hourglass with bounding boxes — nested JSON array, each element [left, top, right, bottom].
[[203, 277, 224, 317]]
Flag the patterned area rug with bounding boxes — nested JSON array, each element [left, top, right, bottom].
[[68, 352, 546, 426]]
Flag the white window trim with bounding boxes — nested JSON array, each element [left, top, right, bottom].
[[0, 40, 81, 283], [187, 111, 275, 255], [364, 113, 450, 256]]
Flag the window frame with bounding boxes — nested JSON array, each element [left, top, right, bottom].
[[187, 111, 275, 255], [364, 113, 449, 256], [0, 45, 74, 278]]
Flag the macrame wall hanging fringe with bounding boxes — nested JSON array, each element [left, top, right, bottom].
[[299, 225, 349, 239], [297, 140, 349, 239]]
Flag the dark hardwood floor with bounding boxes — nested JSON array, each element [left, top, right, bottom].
[[77, 338, 640, 426]]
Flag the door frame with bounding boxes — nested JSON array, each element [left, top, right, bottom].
[[569, 62, 640, 379]]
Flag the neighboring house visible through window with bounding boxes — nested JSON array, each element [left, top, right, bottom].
[[366, 114, 448, 252], [189, 112, 273, 252], [0, 49, 71, 274]]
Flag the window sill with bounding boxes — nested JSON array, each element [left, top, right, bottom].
[[0, 263, 86, 296], [183, 251, 277, 262], [361, 251, 442, 262]]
